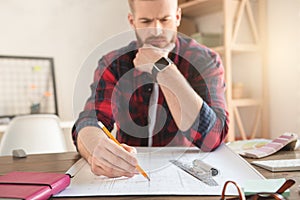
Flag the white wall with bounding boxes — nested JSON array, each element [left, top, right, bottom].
[[267, 0, 300, 137], [0, 0, 131, 121]]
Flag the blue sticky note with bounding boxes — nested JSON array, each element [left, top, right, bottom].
[[242, 178, 289, 197]]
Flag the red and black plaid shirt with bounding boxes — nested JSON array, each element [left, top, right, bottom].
[[72, 35, 229, 151]]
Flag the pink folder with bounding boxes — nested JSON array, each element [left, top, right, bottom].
[[0, 171, 70, 199]]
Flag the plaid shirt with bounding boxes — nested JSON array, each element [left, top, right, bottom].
[[72, 35, 228, 151]]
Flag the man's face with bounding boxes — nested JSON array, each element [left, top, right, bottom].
[[128, 0, 181, 48]]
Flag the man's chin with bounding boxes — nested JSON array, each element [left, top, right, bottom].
[[146, 41, 169, 49]]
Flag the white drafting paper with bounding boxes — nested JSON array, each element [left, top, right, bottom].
[[55, 144, 264, 197]]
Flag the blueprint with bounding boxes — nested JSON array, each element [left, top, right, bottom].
[[55, 144, 264, 197]]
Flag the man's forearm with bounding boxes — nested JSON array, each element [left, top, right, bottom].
[[157, 64, 203, 131]]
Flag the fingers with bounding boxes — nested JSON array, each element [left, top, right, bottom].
[[133, 46, 167, 73], [135, 44, 173, 68], [142, 43, 175, 55], [121, 143, 137, 154], [143, 43, 175, 52], [90, 155, 136, 178], [105, 141, 138, 170], [164, 42, 175, 52], [90, 137, 139, 178], [140, 45, 169, 58]]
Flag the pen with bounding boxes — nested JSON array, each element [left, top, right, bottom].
[[97, 121, 150, 181], [193, 159, 219, 176]]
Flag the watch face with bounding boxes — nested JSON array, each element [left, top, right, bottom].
[[155, 57, 170, 70]]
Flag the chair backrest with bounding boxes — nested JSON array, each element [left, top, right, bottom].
[[0, 114, 67, 156]]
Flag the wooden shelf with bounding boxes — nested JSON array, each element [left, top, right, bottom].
[[211, 46, 225, 53], [179, 0, 222, 17], [212, 44, 259, 54], [231, 44, 260, 52], [232, 98, 261, 107], [179, 0, 268, 141]]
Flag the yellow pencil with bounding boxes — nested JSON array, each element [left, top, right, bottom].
[[98, 121, 150, 181]]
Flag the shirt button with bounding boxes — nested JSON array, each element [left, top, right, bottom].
[[148, 87, 152, 92]]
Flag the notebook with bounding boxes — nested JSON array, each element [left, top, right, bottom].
[[252, 159, 300, 172], [0, 171, 70, 200]]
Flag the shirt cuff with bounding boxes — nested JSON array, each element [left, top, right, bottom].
[[196, 101, 217, 136], [75, 119, 100, 134]]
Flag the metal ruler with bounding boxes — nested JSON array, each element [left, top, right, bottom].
[[170, 160, 218, 186]]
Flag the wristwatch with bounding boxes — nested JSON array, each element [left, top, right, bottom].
[[152, 57, 173, 82]]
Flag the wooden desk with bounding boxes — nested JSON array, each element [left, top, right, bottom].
[[0, 149, 299, 200], [245, 149, 300, 200]]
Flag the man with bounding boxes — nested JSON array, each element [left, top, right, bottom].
[[72, 0, 228, 178]]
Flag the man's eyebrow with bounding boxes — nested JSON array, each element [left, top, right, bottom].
[[138, 15, 172, 21], [138, 17, 153, 21]]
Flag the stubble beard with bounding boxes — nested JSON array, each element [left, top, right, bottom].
[[135, 30, 177, 49]]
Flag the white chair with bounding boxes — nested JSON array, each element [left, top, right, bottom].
[[0, 114, 67, 156]]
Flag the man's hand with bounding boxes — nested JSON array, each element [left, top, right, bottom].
[[77, 127, 139, 178], [90, 138, 138, 178], [133, 43, 175, 73]]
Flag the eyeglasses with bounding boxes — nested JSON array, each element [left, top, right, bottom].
[[220, 179, 295, 200]]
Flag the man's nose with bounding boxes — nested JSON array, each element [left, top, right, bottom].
[[151, 20, 163, 36]]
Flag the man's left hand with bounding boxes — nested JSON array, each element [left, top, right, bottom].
[[133, 43, 174, 73]]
